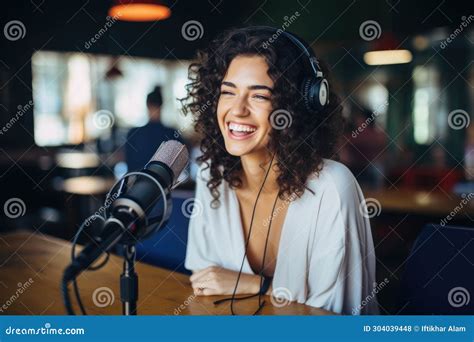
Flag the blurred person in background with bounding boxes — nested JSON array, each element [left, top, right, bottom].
[[125, 86, 184, 171]]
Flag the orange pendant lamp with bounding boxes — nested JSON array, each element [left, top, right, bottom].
[[109, 0, 171, 22]]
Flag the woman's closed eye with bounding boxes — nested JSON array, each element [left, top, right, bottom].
[[252, 94, 270, 101], [220, 90, 235, 96], [220, 90, 270, 101]]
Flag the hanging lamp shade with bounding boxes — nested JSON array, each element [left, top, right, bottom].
[[108, 0, 171, 22]]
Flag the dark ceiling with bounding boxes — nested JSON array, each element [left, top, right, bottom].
[[2, 0, 470, 60]]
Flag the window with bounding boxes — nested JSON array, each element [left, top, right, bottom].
[[32, 51, 192, 146], [412, 65, 445, 145]]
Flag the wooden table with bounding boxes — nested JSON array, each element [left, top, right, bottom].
[[364, 188, 474, 218], [0, 232, 331, 315]]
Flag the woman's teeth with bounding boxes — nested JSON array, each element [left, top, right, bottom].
[[228, 122, 257, 133]]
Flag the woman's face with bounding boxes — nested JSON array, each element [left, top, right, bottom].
[[217, 55, 274, 157]]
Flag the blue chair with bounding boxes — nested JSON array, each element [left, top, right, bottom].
[[398, 223, 474, 314], [134, 190, 194, 275]]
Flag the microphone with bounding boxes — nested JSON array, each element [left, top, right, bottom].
[[63, 140, 189, 282]]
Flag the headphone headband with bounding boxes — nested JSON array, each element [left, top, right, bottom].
[[244, 26, 324, 80], [276, 30, 324, 78]]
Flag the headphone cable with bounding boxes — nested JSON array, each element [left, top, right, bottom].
[[213, 152, 278, 315]]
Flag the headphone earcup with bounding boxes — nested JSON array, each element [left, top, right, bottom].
[[301, 77, 329, 113]]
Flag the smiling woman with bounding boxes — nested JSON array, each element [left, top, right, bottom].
[[180, 26, 378, 315]]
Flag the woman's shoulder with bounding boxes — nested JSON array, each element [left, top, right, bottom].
[[307, 158, 356, 185], [303, 160, 368, 250], [306, 158, 360, 203]]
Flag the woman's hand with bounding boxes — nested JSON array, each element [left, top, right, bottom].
[[189, 266, 261, 296]]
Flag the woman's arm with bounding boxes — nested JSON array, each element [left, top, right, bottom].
[[189, 266, 262, 296]]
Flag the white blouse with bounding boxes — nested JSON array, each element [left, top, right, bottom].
[[184, 159, 379, 315]]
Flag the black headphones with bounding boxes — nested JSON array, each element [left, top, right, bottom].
[[243, 26, 330, 113]]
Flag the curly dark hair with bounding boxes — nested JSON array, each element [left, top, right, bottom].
[[181, 26, 344, 207]]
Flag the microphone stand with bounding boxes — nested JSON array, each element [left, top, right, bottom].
[[121, 244, 138, 315], [63, 170, 174, 316]]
